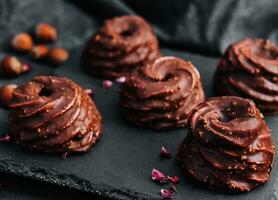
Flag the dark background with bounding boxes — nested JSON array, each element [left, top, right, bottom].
[[0, 0, 277, 199], [1, 0, 278, 57], [71, 0, 278, 56]]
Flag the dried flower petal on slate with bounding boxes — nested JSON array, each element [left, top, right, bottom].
[[170, 185, 177, 193], [160, 146, 171, 158], [85, 89, 93, 97], [21, 63, 32, 73], [115, 76, 126, 83], [102, 80, 113, 89], [0, 134, 11, 142], [61, 152, 69, 160], [167, 176, 180, 183], [152, 169, 168, 183], [160, 188, 175, 199]]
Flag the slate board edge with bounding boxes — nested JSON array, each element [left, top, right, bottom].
[[0, 159, 160, 200]]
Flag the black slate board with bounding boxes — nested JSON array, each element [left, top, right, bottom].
[[0, 48, 277, 200], [0, 172, 99, 200]]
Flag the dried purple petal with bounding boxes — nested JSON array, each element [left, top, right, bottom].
[[170, 185, 177, 193], [21, 63, 32, 73], [152, 169, 168, 183], [85, 89, 93, 97], [115, 76, 126, 84], [167, 176, 180, 183], [0, 134, 11, 142], [160, 146, 171, 158], [61, 152, 69, 159], [160, 189, 175, 199], [102, 80, 113, 89]]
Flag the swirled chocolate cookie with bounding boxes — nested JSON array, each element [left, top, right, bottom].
[[81, 15, 160, 78], [9, 76, 103, 153], [176, 96, 275, 192], [119, 56, 205, 130], [214, 38, 278, 114]]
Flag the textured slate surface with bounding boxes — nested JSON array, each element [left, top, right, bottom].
[[0, 172, 100, 200], [0, 47, 277, 200]]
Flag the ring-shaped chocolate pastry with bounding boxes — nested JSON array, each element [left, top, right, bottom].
[[9, 76, 103, 153], [214, 38, 278, 114], [81, 15, 160, 78], [176, 96, 275, 192], [119, 56, 205, 130]]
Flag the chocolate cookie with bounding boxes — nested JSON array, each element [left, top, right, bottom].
[[81, 15, 160, 78], [119, 56, 205, 130], [176, 96, 275, 192], [214, 38, 278, 114], [9, 76, 103, 153]]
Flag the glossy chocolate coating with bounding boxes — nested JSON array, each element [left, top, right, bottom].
[[81, 15, 160, 78], [214, 38, 278, 114], [9, 76, 103, 153], [176, 96, 275, 192], [119, 56, 205, 130]]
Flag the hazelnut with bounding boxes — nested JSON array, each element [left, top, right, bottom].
[[0, 56, 23, 77], [0, 84, 18, 108], [36, 23, 57, 42], [12, 33, 33, 52], [47, 48, 69, 65], [31, 45, 49, 59]]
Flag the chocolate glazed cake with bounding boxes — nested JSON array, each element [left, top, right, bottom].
[[81, 15, 160, 78], [176, 96, 275, 192], [119, 56, 205, 130], [214, 38, 278, 114], [9, 76, 103, 153]]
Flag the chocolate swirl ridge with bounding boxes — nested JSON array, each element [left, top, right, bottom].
[[81, 15, 160, 78], [176, 96, 275, 192], [214, 38, 278, 114], [9, 76, 103, 153], [119, 56, 205, 130]]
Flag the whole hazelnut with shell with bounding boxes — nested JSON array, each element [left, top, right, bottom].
[[12, 33, 33, 52], [0, 56, 23, 77], [35, 23, 57, 43], [0, 84, 18, 108], [47, 48, 69, 65]]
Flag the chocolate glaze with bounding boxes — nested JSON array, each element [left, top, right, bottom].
[[119, 56, 205, 130], [214, 38, 278, 114], [9, 76, 103, 153], [176, 96, 275, 192], [81, 15, 160, 78]]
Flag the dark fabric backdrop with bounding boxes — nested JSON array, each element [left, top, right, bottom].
[[71, 0, 278, 56], [1, 0, 278, 56]]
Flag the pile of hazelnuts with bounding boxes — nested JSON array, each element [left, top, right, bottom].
[[0, 23, 69, 108]]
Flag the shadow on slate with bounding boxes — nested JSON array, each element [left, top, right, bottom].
[[0, 47, 277, 200]]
